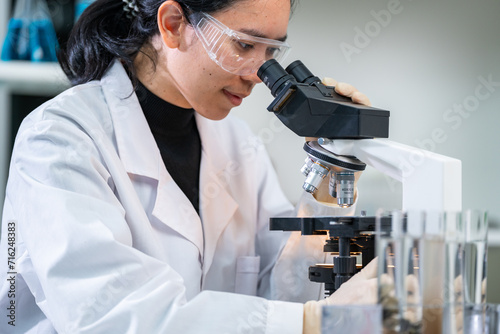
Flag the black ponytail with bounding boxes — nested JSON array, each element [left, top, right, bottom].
[[58, 0, 154, 85], [58, 0, 297, 86]]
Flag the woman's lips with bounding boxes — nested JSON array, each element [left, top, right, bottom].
[[223, 89, 244, 106]]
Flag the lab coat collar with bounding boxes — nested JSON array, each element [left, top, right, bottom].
[[101, 61, 204, 255], [100, 60, 160, 180]]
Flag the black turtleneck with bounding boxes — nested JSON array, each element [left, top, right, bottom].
[[136, 81, 201, 214]]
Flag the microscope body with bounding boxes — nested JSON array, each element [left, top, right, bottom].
[[257, 59, 462, 294], [269, 81, 389, 139], [258, 59, 390, 139]]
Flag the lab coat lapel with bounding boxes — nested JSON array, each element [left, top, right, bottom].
[[101, 61, 204, 256], [152, 166, 204, 257], [196, 114, 238, 276]]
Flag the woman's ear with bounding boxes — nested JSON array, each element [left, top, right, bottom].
[[158, 1, 186, 48]]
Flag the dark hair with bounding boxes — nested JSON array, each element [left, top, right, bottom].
[[58, 0, 297, 86]]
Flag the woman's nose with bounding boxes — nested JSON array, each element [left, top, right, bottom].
[[240, 72, 262, 84]]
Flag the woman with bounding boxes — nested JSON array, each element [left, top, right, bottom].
[[0, 0, 376, 333]]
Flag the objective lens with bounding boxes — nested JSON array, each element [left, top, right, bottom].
[[300, 157, 314, 176], [335, 172, 355, 208], [302, 160, 330, 193], [257, 59, 296, 96]]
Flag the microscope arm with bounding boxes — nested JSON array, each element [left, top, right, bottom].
[[319, 139, 462, 212]]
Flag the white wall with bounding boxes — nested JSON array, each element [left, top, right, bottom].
[[232, 0, 500, 224]]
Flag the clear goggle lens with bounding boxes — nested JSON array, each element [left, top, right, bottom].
[[189, 12, 291, 76]]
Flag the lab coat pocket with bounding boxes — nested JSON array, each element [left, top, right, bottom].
[[235, 256, 260, 296]]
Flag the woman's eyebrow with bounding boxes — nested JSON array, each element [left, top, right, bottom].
[[239, 29, 288, 42]]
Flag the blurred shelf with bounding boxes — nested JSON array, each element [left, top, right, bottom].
[[0, 60, 69, 95], [489, 229, 500, 247]]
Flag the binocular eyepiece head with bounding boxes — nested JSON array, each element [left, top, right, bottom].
[[257, 59, 321, 96], [257, 58, 390, 140]]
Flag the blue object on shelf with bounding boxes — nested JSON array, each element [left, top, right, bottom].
[[1, 0, 59, 62], [30, 19, 59, 62], [75, 0, 95, 23], [1, 18, 30, 60]]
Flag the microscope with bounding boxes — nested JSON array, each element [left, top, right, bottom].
[[257, 59, 462, 295]]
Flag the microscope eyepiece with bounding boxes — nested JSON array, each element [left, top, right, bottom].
[[257, 59, 296, 97], [285, 60, 321, 86]]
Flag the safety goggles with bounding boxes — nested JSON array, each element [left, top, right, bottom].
[[188, 11, 291, 76]]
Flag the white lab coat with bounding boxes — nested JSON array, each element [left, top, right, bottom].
[[0, 61, 354, 334]]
